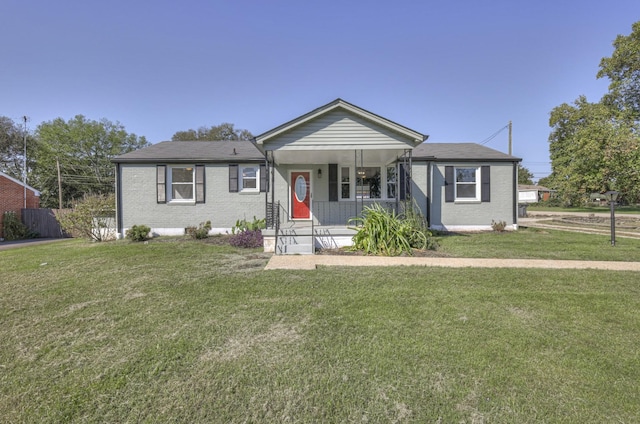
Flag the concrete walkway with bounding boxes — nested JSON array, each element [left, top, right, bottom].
[[266, 211, 640, 271], [265, 255, 640, 271]]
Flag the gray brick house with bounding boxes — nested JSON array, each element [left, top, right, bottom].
[[113, 99, 521, 253]]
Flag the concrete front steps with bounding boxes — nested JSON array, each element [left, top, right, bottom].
[[263, 226, 357, 255]]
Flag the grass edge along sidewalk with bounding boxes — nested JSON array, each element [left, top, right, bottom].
[[265, 254, 640, 270]]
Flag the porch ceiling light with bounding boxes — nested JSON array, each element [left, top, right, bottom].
[[318, 168, 322, 178]]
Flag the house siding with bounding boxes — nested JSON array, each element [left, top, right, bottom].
[[264, 109, 416, 151], [0, 175, 40, 238], [429, 162, 516, 230], [119, 164, 264, 235], [410, 162, 429, 218]]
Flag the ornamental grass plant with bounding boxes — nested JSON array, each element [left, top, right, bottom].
[[348, 203, 434, 256]]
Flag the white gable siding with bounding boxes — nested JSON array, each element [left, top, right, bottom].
[[263, 110, 417, 151]]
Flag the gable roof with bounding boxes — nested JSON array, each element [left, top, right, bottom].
[[0, 171, 40, 196], [112, 140, 265, 163], [413, 143, 521, 162], [255, 98, 427, 145]]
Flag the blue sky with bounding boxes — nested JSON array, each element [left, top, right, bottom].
[[2, 1, 638, 181]]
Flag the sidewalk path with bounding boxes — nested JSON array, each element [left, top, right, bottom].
[[265, 255, 640, 271]]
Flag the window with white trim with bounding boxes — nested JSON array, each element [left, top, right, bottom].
[[455, 167, 480, 200], [386, 166, 397, 199], [339, 165, 397, 200], [169, 166, 195, 202], [240, 165, 259, 192], [340, 166, 350, 199]]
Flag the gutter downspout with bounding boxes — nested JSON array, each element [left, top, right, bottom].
[[115, 163, 123, 238], [426, 161, 431, 226], [513, 161, 518, 228]]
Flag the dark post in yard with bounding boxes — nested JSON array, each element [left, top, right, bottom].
[[605, 191, 619, 246]]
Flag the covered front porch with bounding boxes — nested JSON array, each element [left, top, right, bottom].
[[254, 98, 427, 254]]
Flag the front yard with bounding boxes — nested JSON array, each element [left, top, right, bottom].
[[1, 236, 639, 423]]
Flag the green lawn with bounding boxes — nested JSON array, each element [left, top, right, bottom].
[[435, 227, 640, 261], [1, 237, 639, 423], [527, 204, 640, 214]]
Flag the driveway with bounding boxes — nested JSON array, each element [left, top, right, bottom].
[[0, 238, 67, 251]]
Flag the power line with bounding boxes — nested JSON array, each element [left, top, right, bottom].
[[479, 124, 510, 146]]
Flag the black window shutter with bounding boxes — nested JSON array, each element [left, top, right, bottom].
[[157, 165, 166, 203], [328, 164, 338, 201], [481, 165, 490, 202], [445, 166, 454, 202], [399, 164, 406, 200], [229, 164, 239, 192], [260, 163, 267, 192], [195, 165, 205, 203]]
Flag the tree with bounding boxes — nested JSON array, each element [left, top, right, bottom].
[[56, 193, 116, 241], [0, 116, 36, 180], [32, 115, 149, 208], [547, 21, 640, 205], [597, 21, 640, 118], [517, 164, 534, 185], [171, 123, 253, 141], [548, 97, 640, 204]]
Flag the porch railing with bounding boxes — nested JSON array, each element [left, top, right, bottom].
[[312, 200, 397, 226], [268, 200, 399, 229]]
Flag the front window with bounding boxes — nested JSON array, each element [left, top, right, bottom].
[[170, 167, 194, 201], [386, 166, 396, 199], [240, 165, 259, 192], [455, 167, 480, 200], [339, 165, 396, 200], [356, 167, 382, 199]]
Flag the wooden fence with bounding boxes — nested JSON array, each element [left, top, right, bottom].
[[21, 208, 70, 238]]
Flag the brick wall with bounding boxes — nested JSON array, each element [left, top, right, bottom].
[[0, 175, 41, 237]]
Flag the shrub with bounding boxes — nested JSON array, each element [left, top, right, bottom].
[[229, 229, 263, 248], [186, 221, 211, 239], [491, 220, 507, 232], [2, 211, 38, 241], [348, 203, 434, 256], [126, 225, 151, 242], [232, 216, 266, 234], [56, 194, 116, 242]]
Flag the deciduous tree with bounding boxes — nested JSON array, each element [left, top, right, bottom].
[[0, 116, 36, 180], [597, 21, 640, 118], [547, 21, 640, 204], [517, 164, 534, 185], [171, 123, 253, 141], [33, 115, 149, 208]]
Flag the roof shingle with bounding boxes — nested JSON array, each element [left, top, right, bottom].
[[112, 140, 265, 163]]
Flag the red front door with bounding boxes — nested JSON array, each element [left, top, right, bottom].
[[291, 171, 311, 219]]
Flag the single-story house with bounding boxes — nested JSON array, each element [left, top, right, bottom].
[[113, 99, 521, 253], [0, 171, 41, 238], [518, 184, 551, 203]]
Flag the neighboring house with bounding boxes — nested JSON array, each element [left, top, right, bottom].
[[518, 184, 551, 203], [113, 99, 521, 253], [0, 171, 40, 237]]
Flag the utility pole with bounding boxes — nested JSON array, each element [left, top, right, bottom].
[[57, 158, 63, 209], [23, 116, 28, 209], [508, 120, 512, 156]]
